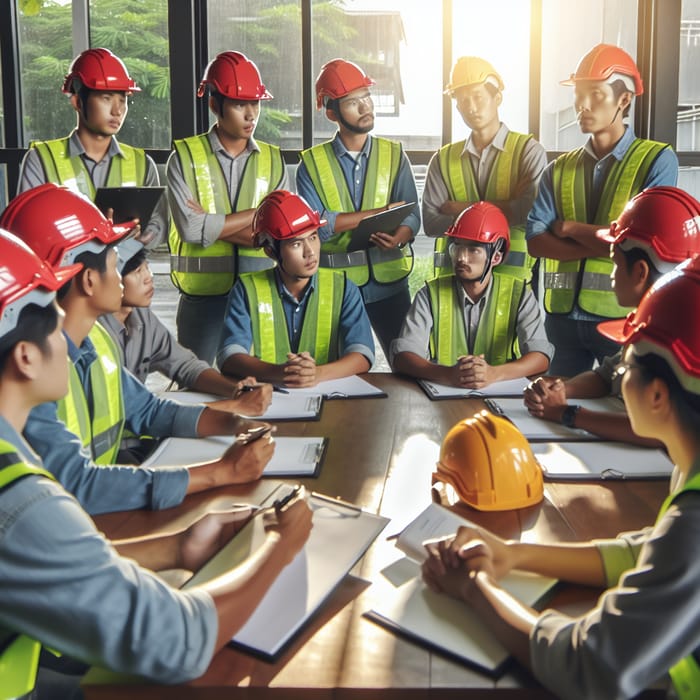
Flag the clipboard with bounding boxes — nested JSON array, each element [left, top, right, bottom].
[[94, 186, 165, 225], [417, 377, 529, 400], [346, 202, 415, 252]]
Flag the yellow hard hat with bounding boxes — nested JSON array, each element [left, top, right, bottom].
[[433, 410, 543, 511], [444, 56, 504, 96]]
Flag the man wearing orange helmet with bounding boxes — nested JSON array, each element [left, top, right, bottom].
[[527, 43, 678, 377], [167, 51, 289, 364], [422, 256, 700, 700], [1, 184, 275, 516], [525, 186, 700, 445], [423, 56, 546, 281], [217, 190, 374, 387], [17, 48, 167, 249], [296, 58, 420, 358], [391, 202, 552, 389]]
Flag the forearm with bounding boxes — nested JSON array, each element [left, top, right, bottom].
[[218, 210, 256, 244], [222, 354, 286, 384], [196, 406, 243, 437], [508, 541, 606, 586], [486, 353, 549, 384], [569, 409, 663, 447], [335, 206, 387, 233], [316, 353, 370, 383], [193, 368, 240, 398], [527, 232, 593, 262], [393, 352, 450, 384], [114, 532, 180, 571], [564, 371, 611, 399]]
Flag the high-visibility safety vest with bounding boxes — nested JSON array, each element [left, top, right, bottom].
[[656, 471, 700, 700], [168, 135, 285, 296], [56, 323, 125, 465], [30, 137, 147, 198], [543, 138, 669, 317], [240, 268, 345, 365], [0, 439, 56, 700], [426, 273, 524, 365], [299, 138, 413, 288], [433, 132, 535, 281]]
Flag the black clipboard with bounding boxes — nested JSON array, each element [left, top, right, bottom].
[[346, 201, 415, 252], [94, 186, 165, 225]]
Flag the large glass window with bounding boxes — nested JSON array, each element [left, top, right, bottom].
[[311, 0, 442, 150], [539, 0, 638, 151], [90, 0, 171, 149], [207, 0, 303, 150], [678, 0, 700, 151], [451, 0, 530, 141]]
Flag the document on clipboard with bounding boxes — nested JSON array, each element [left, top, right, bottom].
[[346, 201, 415, 252], [417, 376, 529, 400], [183, 486, 389, 661], [141, 435, 328, 478], [94, 186, 165, 225]]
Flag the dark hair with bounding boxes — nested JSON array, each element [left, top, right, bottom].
[[634, 351, 700, 433], [57, 245, 113, 301], [210, 90, 226, 117], [609, 79, 633, 118], [121, 249, 148, 278], [324, 97, 339, 113], [0, 303, 59, 373], [619, 246, 663, 285]]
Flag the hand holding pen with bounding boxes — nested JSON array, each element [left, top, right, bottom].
[[219, 425, 275, 483]]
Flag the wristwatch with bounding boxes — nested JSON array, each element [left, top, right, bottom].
[[561, 404, 581, 428]]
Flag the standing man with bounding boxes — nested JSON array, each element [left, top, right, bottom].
[[296, 58, 420, 358], [422, 56, 546, 281], [17, 47, 167, 248], [527, 44, 678, 376], [167, 51, 288, 364]]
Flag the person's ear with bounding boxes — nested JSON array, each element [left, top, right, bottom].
[[11, 340, 42, 381], [618, 91, 632, 111], [494, 91, 503, 108], [209, 95, 220, 118], [647, 376, 671, 417], [632, 258, 651, 295], [70, 93, 82, 115], [491, 250, 504, 266], [325, 107, 339, 124]]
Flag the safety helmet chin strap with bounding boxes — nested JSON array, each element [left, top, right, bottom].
[[479, 239, 504, 284]]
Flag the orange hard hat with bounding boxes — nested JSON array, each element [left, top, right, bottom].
[[433, 410, 544, 511], [444, 56, 504, 96], [446, 201, 510, 258], [62, 48, 140, 94], [0, 184, 135, 269], [598, 187, 700, 274], [253, 190, 326, 248], [198, 51, 272, 100], [315, 59, 375, 109], [0, 228, 81, 338], [561, 43, 643, 95], [598, 256, 700, 395]]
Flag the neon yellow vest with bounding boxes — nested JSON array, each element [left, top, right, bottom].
[[654, 471, 700, 700], [543, 138, 668, 317], [56, 323, 125, 465], [30, 136, 146, 198], [168, 135, 285, 296], [426, 274, 523, 365], [0, 439, 56, 700], [433, 132, 534, 281], [240, 268, 345, 364], [300, 138, 413, 287]]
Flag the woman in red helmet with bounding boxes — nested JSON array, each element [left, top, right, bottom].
[[391, 201, 552, 389], [18, 48, 167, 249], [423, 257, 700, 699], [217, 190, 374, 388]]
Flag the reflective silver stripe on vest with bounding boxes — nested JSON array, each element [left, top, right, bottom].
[[170, 255, 236, 273], [434, 252, 451, 269], [581, 271, 613, 292], [543, 271, 577, 290], [502, 251, 526, 268], [238, 257, 275, 273], [321, 251, 368, 268], [92, 424, 124, 460]]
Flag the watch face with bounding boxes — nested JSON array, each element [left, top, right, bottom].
[[562, 405, 579, 428]]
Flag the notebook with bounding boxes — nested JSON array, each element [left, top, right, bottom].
[[94, 186, 165, 225], [346, 202, 416, 252], [417, 376, 529, 400]]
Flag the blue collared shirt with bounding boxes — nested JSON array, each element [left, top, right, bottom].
[[217, 269, 375, 368], [296, 132, 421, 303], [22, 330, 203, 515]]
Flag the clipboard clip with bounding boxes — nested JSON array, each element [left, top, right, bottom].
[[310, 491, 362, 518], [325, 391, 348, 399], [484, 398, 505, 416], [601, 468, 625, 480]]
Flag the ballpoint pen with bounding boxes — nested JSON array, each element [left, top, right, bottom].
[[237, 425, 273, 444]]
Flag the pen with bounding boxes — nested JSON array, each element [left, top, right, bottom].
[[273, 485, 301, 513], [272, 385, 290, 394], [238, 425, 272, 444]]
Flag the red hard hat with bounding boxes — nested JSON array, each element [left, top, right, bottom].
[[315, 59, 375, 110], [561, 44, 643, 96], [598, 256, 700, 393], [253, 190, 326, 247], [446, 201, 510, 257], [61, 48, 140, 95], [0, 184, 135, 269], [0, 229, 81, 338], [598, 187, 700, 274], [197, 51, 272, 100]]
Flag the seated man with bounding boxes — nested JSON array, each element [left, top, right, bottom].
[[1, 184, 273, 515], [391, 201, 552, 389], [217, 190, 374, 388], [524, 186, 700, 444], [101, 237, 272, 416]]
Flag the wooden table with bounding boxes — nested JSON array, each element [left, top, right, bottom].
[[85, 374, 668, 699]]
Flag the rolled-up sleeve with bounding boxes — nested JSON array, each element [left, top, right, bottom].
[[216, 280, 254, 368], [516, 287, 554, 360]]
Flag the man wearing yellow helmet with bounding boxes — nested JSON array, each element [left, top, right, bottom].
[[422, 56, 546, 281]]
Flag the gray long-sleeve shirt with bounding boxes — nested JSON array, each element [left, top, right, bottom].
[[0, 416, 217, 684]]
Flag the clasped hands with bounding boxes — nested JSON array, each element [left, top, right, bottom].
[[523, 376, 568, 422]]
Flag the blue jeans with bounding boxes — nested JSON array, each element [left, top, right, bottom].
[[176, 293, 229, 365], [545, 315, 621, 378], [364, 287, 411, 361]]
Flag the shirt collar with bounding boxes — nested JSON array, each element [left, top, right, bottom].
[[454, 275, 494, 308], [583, 125, 636, 162], [64, 330, 97, 365], [274, 268, 317, 305], [208, 126, 260, 157], [331, 131, 372, 160], [464, 122, 508, 157], [0, 415, 42, 466], [68, 129, 123, 160]]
